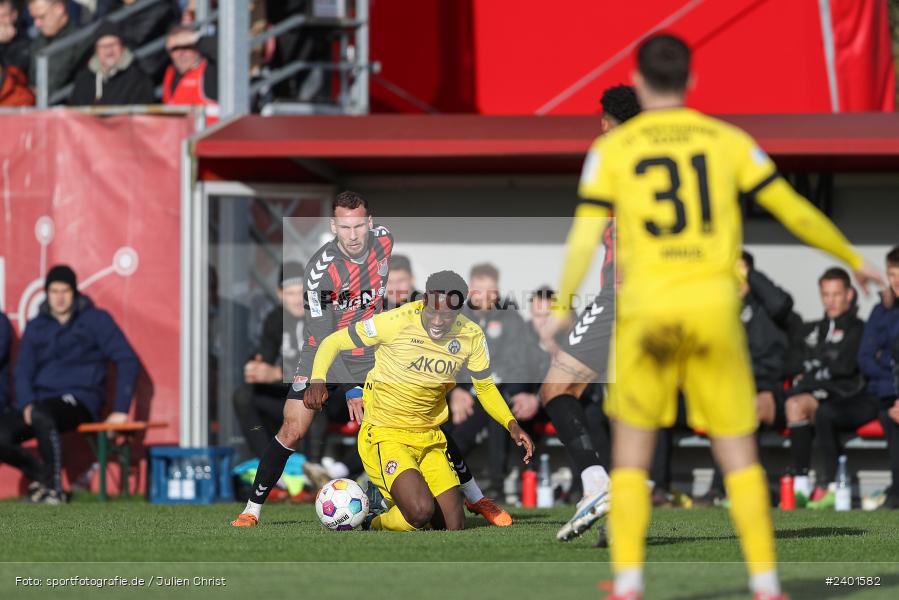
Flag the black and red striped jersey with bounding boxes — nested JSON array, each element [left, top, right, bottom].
[[599, 222, 616, 292], [293, 225, 394, 385]]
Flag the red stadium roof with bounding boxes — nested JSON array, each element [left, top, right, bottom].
[[194, 114, 899, 182]]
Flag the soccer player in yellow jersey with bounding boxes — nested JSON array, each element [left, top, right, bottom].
[[553, 34, 884, 600], [305, 270, 535, 531]]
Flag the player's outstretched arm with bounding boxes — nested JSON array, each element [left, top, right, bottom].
[[305, 328, 359, 410], [470, 376, 534, 464], [754, 177, 885, 293], [555, 203, 611, 320]]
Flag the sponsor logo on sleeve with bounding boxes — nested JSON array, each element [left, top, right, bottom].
[[580, 149, 600, 186], [482, 338, 490, 361], [308, 290, 322, 318], [751, 146, 769, 166], [363, 317, 377, 338]]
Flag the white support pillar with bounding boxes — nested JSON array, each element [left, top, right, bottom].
[[219, 0, 251, 119]]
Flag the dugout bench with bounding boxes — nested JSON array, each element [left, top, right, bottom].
[[76, 421, 167, 501]]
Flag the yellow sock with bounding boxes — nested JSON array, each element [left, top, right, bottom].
[[724, 463, 777, 575], [609, 468, 650, 573], [371, 505, 418, 532]]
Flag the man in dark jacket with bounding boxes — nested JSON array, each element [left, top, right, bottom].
[[70, 20, 154, 106], [786, 267, 877, 508], [28, 0, 89, 98], [0, 0, 31, 75], [232, 263, 307, 460], [697, 252, 795, 506], [449, 263, 536, 495], [0, 265, 139, 504], [741, 251, 794, 427], [858, 245, 899, 509], [100, 0, 179, 82]]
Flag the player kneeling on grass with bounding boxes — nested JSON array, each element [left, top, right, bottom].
[[304, 270, 535, 530]]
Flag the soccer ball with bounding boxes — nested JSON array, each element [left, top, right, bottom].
[[315, 478, 369, 530]]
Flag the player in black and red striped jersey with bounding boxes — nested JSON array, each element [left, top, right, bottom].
[[538, 85, 640, 542], [232, 191, 504, 527]]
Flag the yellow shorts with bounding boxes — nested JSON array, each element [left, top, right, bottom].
[[607, 305, 758, 437], [358, 422, 459, 502]]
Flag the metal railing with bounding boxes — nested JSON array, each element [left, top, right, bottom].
[[249, 0, 371, 115], [35, 0, 370, 116], [36, 0, 218, 108]]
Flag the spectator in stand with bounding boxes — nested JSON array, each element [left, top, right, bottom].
[[449, 263, 536, 496], [786, 267, 875, 509], [70, 20, 154, 105], [384, 254, 421, 310], [0, 265, 139, 504], [98, 0, 179, 82], [28, 0, 90, 95], [0, 0, 30, 75], [858, 245, 899, 509], [232, 263, 305, 460], [162, 24, 219, 122], [696, 252, 795, 505], [0, 311, 11, 413], [0, 58, 35, 105]]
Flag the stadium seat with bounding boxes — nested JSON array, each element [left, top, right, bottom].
[[856, 419, 885, 439], [327, 421, 360, 436], [76, 421, 167, 501], [532, 421, 557, 437]]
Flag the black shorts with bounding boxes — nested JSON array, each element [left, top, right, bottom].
[[558, 291, 614, 379], [286, 354, 373, 401]]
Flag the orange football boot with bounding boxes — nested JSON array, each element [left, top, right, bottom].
[[230, 513, 259, 527], [465, 497, 513, 526]]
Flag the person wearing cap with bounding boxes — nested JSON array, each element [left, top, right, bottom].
[[0, 264, 139, 504], [70, 19, 154, 106], [232, 263, 307, 460]]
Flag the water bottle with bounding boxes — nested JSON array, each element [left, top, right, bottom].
[[835, 455, 851, 511], [182, 459, 197, 500], [537, 454, 553, 508], [168, 459, 183, 499]]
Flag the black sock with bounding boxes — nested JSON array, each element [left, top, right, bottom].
[[544, 394, 602, 474], [250, 437, 294, 504], [789, 423, 813, 474], [443, 429, 473, 486]]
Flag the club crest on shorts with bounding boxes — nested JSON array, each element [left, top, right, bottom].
[[385, 460, 398, 475], [447, 339, 461, 354]]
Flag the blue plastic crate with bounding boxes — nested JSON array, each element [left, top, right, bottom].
[[149, 446, 234, 504]]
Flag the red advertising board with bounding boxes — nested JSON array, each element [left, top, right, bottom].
[[0, 111, 191, 496], [370, 0, 895, 115]]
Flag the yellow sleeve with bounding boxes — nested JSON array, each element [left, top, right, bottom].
[[753, 177, 863, 270], [577, 140, 615, 202], [465, 328, 491, 378], [310, 309, 403, 381], [555, 202, 611, 315], [471, 376, 515, 431], [552, 139, 615, 315], [735, 129, 863, 270], [310, 328, 356, 381]]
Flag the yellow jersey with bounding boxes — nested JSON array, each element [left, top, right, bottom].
[[311, 300, 515, 431], [576, 107, 862, 316]]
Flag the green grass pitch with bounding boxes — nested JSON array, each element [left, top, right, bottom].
[[0, 497, 897, 599]]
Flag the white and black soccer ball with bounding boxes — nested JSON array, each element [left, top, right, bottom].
[[315, 478, 369, 530]]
